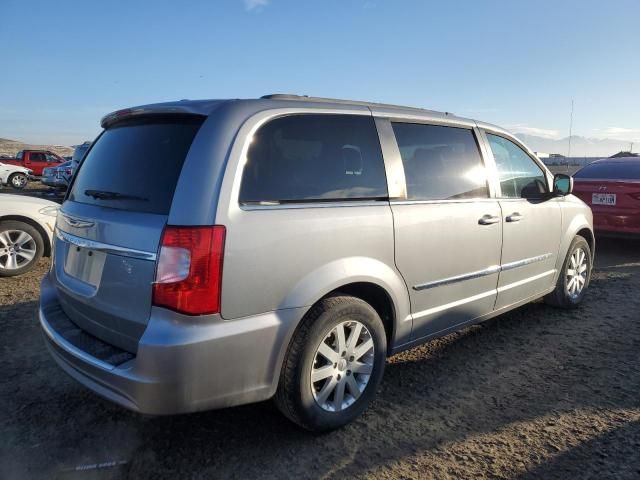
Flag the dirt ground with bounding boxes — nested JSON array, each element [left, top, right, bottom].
[[1, 236, 639, 479], [0, 181, 66, 203]]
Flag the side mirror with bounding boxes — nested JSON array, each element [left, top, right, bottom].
[[553, 174, 573, 196]]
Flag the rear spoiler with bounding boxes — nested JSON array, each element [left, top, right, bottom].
[[100, 107, 206, 128]]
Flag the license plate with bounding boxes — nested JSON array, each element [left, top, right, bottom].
[[64, 246, 106, 287], [592, 193, 616, 206]]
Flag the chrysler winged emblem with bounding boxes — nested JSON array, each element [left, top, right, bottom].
[[61, 213, 95, 228]]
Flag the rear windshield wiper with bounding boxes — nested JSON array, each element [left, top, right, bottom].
[[84, 189, 149, 201]]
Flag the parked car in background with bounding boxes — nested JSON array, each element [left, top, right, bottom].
[[2, 150, 65, 176], [1, 162, 33, 190], [0, 194, 58, 276], [40, 95, 594, 431], [41, 161, 73, 189], [71, 141, 91, 169], [41, 143, 91, 190], [573, 157, 640, 236]]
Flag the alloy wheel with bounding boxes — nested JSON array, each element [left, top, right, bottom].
[[566, 247, 588, 299], [311, 320, 375, 412], [0, 230, 37, 270], [11, 174, 27, 188]]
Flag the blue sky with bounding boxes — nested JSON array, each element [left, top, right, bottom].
[[1, 0, 639, 146]]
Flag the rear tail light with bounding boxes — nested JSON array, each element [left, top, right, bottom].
[[152, 225, 226, 315]]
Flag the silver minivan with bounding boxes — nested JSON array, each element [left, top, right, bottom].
[[40, 95, 594, 431]]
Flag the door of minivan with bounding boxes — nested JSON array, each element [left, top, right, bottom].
[[381, 119, 503, 341], [481, 131, 562, 309]]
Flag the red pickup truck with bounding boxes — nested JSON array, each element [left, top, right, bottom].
[[2, 150, 65, 176]]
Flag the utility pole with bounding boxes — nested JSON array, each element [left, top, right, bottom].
[[567, 99, 574, 173], [630, 142, 633, 154]]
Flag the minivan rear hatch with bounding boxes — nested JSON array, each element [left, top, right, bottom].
[[53, 115, 204, 353]]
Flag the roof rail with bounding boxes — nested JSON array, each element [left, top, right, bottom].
[[260, 94, 453, 116]]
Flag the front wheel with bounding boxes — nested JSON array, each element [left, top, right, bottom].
[[545, 235, 592, 308], [275, 295, 387, 432], [8, 172, 28, 190]]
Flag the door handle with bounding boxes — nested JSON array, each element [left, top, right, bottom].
[[478, 214, 501, 225], [506, 212, 524, 222]]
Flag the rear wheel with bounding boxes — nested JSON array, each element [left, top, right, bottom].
[[8, 172, 28, 190], [275, 295, 387, 431], [0, 221, 44, 277], [545, 235, 592, 308]]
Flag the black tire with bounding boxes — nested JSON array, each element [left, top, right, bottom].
[[545, 235, 592, 308], [8, 172, 28, 190], [0, 220, 44, 277], [274, 295, 387, 432]]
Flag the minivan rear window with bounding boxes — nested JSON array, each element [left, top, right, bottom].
[[573, 162, 640, 180], [68, 116, 204, 215], [239, 114, 388, 204]]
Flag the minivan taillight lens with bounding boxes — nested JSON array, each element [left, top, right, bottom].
[[153, 226, 226, 315]]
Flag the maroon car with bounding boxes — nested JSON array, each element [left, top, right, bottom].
[[572, 157, 640, 236]]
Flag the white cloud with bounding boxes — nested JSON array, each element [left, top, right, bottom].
[[244, 0, 270, 11], [592, 127, 640, 142], [506, 124, 562, 139]]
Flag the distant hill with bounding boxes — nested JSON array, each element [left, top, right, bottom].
[[0, 137, 73, 158], [514, 134, 634, 158]]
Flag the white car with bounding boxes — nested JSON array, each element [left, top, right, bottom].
[[1, 162, 33, 190], [0, 194, 58, 276]]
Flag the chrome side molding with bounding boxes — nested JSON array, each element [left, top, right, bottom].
[[56, 229, 157, 261], [413, 265, 500, 291], [413, 253, 553, 291], [501, 253, 553, 271]]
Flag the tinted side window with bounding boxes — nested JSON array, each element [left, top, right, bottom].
[[239, 114, 387, 204], [31, 152, 46, 162], [486, 134, 547, 198], [391, 123, 489, 201]]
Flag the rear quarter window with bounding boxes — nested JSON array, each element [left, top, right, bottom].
[[68, 116, 204, 215], [239, 114, 388, 204]]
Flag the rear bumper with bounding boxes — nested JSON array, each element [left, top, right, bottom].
[[593, 211, 640, 235], [40, 273, 305, 415], [40, 177, 66, 187]]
